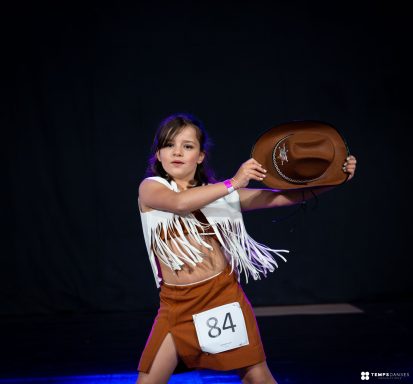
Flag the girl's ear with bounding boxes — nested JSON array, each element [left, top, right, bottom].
[[156, 150, 161, 162], [197, 151, 205, 164]]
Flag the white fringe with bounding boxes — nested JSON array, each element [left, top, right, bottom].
[[149, 213, 288, 283]]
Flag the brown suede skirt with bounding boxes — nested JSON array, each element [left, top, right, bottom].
[[138, 263, 266, 373]]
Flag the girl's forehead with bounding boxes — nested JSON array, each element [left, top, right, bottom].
[[171, 125, 198, 141]]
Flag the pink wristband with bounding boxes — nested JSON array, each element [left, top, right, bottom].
[[223, 179, 235, 194]]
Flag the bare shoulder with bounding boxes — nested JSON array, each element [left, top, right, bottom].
[[138, 178, 164, 194], [138, 179, 155, 212], [138, 178, 167, 200], [138, 178, 178, 213]]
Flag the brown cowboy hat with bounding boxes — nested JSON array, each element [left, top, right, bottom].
[[251, 120, 350, 190]]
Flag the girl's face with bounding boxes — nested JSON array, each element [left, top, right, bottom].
[[156, 125, 205, 183]]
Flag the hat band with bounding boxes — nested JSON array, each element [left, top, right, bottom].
[[272, 135, 327, 184]]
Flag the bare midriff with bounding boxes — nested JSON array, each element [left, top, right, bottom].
[[140, 201, 228, 285], [158, 234, 228, 285]]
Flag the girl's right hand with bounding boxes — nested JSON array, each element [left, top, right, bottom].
[[232, 158, 267, 189]]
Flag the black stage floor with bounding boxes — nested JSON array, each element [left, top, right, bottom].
[[1, 301, 412, 383]]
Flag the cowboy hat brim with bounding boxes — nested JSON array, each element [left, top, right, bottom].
[[251, 120, 350, 190]]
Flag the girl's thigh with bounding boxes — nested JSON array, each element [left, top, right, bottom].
[[136, 333, 179, 384], [237, 360, 278, 384]]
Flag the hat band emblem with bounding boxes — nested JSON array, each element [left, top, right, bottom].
[[278, 143, 288, 165], [272, 135, 327, 184]]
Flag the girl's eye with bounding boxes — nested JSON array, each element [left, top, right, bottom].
[[184, 145, 194, 149], [165, 143, 174, 147]]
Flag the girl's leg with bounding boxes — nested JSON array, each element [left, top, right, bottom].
[[136, 333, 179, 384], [237, 361, 278, 384]]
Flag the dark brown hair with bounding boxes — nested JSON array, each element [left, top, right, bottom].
[[146, 113, 216, 186]]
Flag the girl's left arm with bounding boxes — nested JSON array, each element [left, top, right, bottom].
[[239, 155, 357, 211]]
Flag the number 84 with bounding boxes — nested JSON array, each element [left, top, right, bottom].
[[207, 312, 237, 338]]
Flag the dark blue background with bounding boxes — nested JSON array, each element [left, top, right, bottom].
[[1, 0, 410, 314]]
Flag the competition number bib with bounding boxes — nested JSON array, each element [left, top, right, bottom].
[[192, 302, 249, 354]]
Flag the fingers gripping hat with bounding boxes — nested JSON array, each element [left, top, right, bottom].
[[251, 120, 350, 190]]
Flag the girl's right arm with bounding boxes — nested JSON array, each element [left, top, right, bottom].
[[139, 158, 267, 215]]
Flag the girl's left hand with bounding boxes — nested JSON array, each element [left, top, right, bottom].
[[343, 155, 357, 181]]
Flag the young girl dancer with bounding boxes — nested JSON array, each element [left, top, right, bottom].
[[137, 114, 356, 384]]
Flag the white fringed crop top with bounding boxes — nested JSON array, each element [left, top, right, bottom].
[[139, 176, 289, 288]]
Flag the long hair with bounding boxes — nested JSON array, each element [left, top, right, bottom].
[[145, 113, 216, 186]]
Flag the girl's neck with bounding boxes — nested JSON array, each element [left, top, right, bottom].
[[170, 178, 188, 191], [176, 182, 188, 191], [171, 177, 196, 191]]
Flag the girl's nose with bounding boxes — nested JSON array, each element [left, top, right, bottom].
[[173, 147, 183, 156]]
